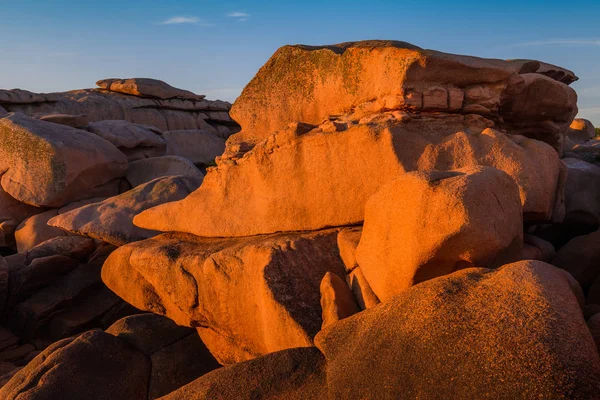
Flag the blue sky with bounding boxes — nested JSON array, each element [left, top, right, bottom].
[[1, 0, 599, 125]]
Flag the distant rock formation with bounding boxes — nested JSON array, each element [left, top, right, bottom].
[[0, 78, 239, 135]]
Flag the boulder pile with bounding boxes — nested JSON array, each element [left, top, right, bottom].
[[0, 41, 599, 399]]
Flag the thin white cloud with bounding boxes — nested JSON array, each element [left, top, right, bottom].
[[160, 16, 200, 25], [227, 12, 249, 18], [227, 12, 250, 22], [511, 39, 600, 47]]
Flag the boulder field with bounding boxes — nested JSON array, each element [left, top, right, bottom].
[[0, 41, 598, 399]]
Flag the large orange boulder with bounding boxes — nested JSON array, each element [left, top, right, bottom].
[[230, 40, 577, 151], [0, 113, 128, 207], [101, 229, 346, 364], [134, 114, 563, 237], [355, 167, 523, 301], [313, 261, 600, 399]]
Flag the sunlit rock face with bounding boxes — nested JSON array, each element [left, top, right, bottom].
[[134, 114, 564, 237], [355, 166, 524, 302], [230, 40, 578, 151], [101, 229, 346, 364]]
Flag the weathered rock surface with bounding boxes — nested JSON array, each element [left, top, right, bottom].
[[85, 120, 166, 161], [48, 176, 200, 246], [230, 40, 577, 151], [102, 229, 346, 364], [346, 266, 380, 309], [523, 234, 556, 263], [124, 156, 204, 188], [96, 78, 206, 100], [0, 113, 127, 207], [0, 313, 218, 400], [356, 167, 523, 301], [163, 129, 226, 164], [135, 115, 563, 237], [312, 261, 600, 399]]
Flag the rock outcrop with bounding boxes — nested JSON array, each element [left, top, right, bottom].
[[563, 158, 600, 226], [0, 330, 151, 400], [159, 347, 326, 400], [230, 41, 577, 151], [0, 41, 597, 398], [313, 261, 600, 399], [0, 83, 238, 134], [13, 198, 106, 253], [134, 115, 564, 237]]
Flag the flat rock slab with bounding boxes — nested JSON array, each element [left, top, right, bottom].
[[48, 176, 200, 246], [96, 78, 205, 100]]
